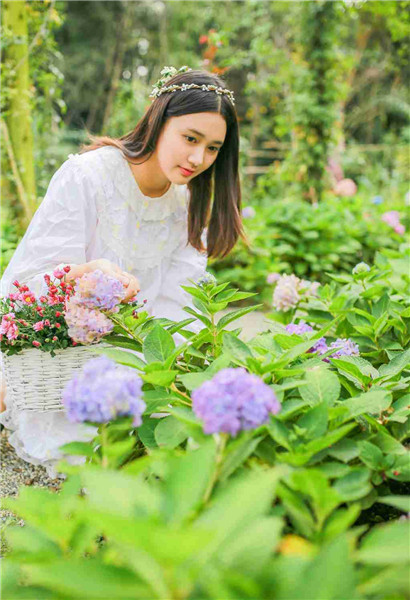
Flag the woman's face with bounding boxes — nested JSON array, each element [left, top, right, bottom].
[[155, 112, 227, 183]]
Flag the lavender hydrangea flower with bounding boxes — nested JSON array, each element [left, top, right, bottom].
[[242, 206, 256, 219], [63, 356, 146, 426], [285, 321, 313, 335], [328, 338, 360, 359], [65, 299, 114, 344], [192, 367, 280, 436], [197, 272, 217, 287], [285, 321, 327, 354], [314, 337, 330, 356], [73, 269, 125, 311]]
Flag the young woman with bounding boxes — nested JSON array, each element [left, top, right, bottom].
[[0, 66, 244, 476]]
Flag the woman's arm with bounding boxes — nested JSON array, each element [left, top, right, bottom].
[[1, 157, 140, 303]]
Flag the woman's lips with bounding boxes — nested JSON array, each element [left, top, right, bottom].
[[179, 166, 195, 176]]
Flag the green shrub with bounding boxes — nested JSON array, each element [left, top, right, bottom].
[[211, 193, 408, 305], [2, 252, 409, 599]]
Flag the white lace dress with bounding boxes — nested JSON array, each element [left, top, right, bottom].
[[0, 146, 207, 476]]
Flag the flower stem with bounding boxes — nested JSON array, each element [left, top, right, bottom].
[[100, 423, 109, 468], [170, 383, 191, 405], [202, 433, 228, 505]]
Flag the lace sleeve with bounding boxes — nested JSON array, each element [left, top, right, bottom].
[[1, 157, 98, 297]]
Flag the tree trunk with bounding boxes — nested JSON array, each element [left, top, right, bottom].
[[2, 0, 36, 225]]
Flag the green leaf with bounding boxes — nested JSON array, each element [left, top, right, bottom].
[[356, 520, 410, 565], [358, 441, 386, 471], [154, 416, 189, 448], [267, 419, 292, 450], [103, 334, 143, 353], [137, 418, 158, 449], [219, 516, 283, 575], [330, 358, 370, 389], [22, 561, 150, 599], [292, 536, 355, 600], [378, 348, 410, 379], [223, 331, 253, 363], [376, 495, 410, 513], [276, 483, 315, 538], [143, 390, 173, 414], [178, 371, 213, 391], [183, 305, 212, 327], [297, 403, 328, 439], [328, 438, 359, 462], [340, 389, 392, 417], [141, 370, 178, 387], [163, 440, 217, 523], [299, 366, 341, 407], [93, 347, 146, 370], [143, 324, 175, 363], [180, 285, 209, 303], [290, 469, 342, 525], [59, 442, 95, 458], [322, 504, 361, 540], [216, 304, 263, 331], [197, 468, 286, 552], [219, 435, 263, 481], [303, 423, 357, 456], [333, 468, 372, 501]]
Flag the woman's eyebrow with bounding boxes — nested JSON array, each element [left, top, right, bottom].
[[186, 128, 224, 145]]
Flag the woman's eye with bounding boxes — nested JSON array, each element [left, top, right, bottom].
[[184, 136, 219, 152]]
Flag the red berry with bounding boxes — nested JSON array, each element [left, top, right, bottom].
[[393, 470, 400, 476]]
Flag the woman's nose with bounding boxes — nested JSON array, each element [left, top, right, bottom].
[[189, 147, 205, 167]]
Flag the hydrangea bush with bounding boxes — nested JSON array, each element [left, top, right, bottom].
[[210, 192, 409, 304], [2, 256, 409, 599]]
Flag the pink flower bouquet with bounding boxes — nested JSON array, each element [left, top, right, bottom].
[[0, 267, 143, 357]]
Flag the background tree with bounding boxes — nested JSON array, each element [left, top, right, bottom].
[[2, 0, 37, 225]]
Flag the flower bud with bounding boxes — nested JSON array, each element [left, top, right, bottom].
[[352, 262, 370, 275]]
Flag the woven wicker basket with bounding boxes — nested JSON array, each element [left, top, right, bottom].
[[1, 344, 110, 412]]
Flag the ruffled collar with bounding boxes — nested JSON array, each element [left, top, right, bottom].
[[99, 146, 187, 221]]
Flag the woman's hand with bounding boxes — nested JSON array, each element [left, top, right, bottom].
[[64, 259, 141, 303]]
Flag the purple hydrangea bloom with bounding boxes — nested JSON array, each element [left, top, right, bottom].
[[285, 321, 313, 335], [73, 269, 125, 311], [285, 321, 327, 355], [192, 367, 280, 436], [329, 338, 360, 359], [242, 206, 256, 219], [313, 337, 330, 356], [63, 356, 146, 426]]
